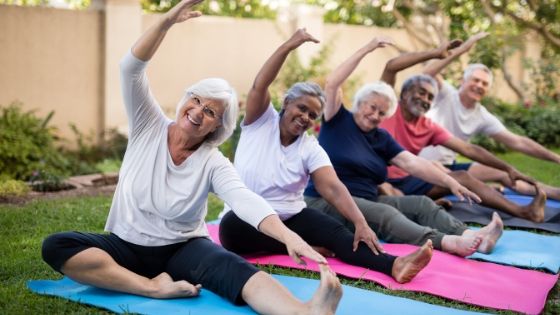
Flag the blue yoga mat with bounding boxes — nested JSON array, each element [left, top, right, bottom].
[[28, 275, 485, 315], [468, 229, 560, 273]]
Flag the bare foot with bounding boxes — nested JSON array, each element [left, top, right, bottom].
[[150, 272, 201, 299], [306, 264, 342, 315], [392, 240, 433, 284], [521, 186, 546, 222], [544, 186, 560, 201], [475, 212, 503, 254], [441, 234, 482, 257]]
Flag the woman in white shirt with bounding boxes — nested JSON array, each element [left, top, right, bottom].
[[219, 29, 433, 284], [41, 1, 343, 314]]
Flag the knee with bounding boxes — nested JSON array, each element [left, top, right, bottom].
[[42, 232, 73, 271]]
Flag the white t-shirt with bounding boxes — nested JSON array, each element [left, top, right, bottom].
[[223, 105, 332, 220], [419, 81, 506, 164], [105, 51, 275, 246]]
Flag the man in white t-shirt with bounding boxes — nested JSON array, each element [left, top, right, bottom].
[[419, 32, 560, 200]]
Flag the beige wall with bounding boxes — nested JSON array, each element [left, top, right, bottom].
[[0, 3, 536, 144], [0, 5, 102, 143]]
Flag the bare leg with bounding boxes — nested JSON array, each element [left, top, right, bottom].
[[462, 212, 504, 254], [242, 265, 342, 315], [62, 248, 201, 298], [427, 171, 546, 222], [469, 163, 560, 200], [441, 234, 482, 257], [392, 240, 433, 283]]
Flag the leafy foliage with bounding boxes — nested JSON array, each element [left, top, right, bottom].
[[0, 179, 30, 199], [0, 102, 69, 182]]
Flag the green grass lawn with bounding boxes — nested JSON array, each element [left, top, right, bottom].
[[1, 150, 559, 314]]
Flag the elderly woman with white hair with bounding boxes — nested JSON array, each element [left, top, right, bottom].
[[40, 2, 346, 314], [304, 37, 499, 257], [219, 29, 433, 285]]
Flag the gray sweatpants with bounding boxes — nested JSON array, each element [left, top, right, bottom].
[[304, 195, 468, 250]]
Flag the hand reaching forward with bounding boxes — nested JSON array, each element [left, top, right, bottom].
[[284, 231, 327, 265], [353, 223, 385, 255], [165, 0, 204, 25], [507, 168, 537, 186], [450, 182, 481, 204]]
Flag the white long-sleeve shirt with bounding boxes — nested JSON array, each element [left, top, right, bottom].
[[104, 51, 275, 246]]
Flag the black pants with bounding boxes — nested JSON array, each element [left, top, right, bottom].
[[219, 208, 396, 276], [42, 232, 259, 304]]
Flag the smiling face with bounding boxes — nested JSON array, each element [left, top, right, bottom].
[[460, 69, 491, 104], [353, 93, 390, 132], [402, 81, 436, 118], [279, 94, 322, 142], [176, 93, 225, 139]]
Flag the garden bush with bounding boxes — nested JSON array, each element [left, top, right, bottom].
[[0, 102, 70, 181], [0, 179, 30, 199]]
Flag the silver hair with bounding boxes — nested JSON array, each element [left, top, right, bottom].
[[352, 81, 398, 117], [175, 78, 238, 147], [463, 63, 493, 86], [283, 82, 326, 109], [400, 74, 439, 99]]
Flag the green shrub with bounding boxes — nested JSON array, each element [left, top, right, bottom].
[[0, 102, 69, 181], [0, 179, 30, 199]]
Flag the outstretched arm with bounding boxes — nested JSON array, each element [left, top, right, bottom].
[[258, 215, 327, 265], [391, 151, 481, 203], [132, 0, 203, 61], [492, 130, 560, 164], [323, 37, 392, 121], [423, 32, 488, 87], [443, 137, 538, 185], [380, 39, 462, 87], [244, 29, 319, 125], [312, 167, 384, 255]]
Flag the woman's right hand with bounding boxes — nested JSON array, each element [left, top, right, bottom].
[[164, 0, 204, 26]]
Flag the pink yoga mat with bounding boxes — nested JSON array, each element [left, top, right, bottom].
[[208, 224, 557, 315]]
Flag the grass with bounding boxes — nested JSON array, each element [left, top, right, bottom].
[[1, 151, 559, 314]]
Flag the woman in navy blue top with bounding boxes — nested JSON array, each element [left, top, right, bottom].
[[305, 37, 502, 256]]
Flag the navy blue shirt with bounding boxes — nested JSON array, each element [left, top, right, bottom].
[[305, 106, 404, 201]]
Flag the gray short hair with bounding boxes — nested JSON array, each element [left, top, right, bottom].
[[400, 74, 439, 100], [283, 82, 326, 109], [176, 78, 238, 147], [352, 81, 398, 117], [463, 63, 493, 86]]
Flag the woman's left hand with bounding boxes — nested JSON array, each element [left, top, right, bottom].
[[353, 224, 384, 254], [507, 168, 537, 186], [284, 232, 327, 265]]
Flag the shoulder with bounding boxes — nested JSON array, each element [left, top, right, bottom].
[[241, 103, 278, 130]]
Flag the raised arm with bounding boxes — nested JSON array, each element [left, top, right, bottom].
[[132, 0, 203, 61], [323, 37, 391, 121], [380, 39, 462, 87], [423, 32, 489, 87], [391, 151, 481, 203], [244, 29, 319, 125]]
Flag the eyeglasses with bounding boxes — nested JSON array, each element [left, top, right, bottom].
[[189, 93, 222, 121]]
